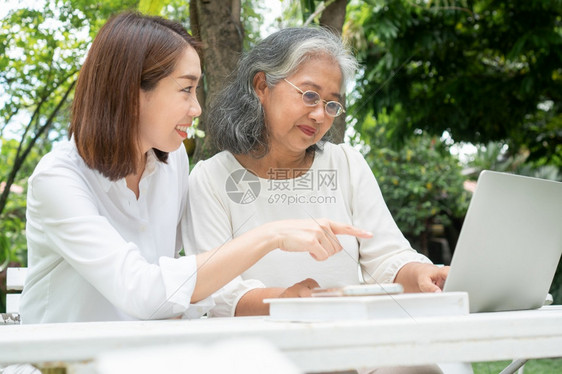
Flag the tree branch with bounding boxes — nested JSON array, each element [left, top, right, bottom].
[[0, 78, 77, 216]]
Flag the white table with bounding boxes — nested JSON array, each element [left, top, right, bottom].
[[2, 306, 562, 373]]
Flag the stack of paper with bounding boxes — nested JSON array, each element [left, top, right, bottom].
[[264, 292, 469, 322]]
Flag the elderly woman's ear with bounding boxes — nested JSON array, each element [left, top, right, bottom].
[[252, 71, 268, 102]]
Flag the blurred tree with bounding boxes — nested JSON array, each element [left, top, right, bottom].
[[354, 114, 470, 258], [0, 137, 41, 270], [346, 0, 562, 168], [189, 0, 245, 162], [465, 141, 562, 181]]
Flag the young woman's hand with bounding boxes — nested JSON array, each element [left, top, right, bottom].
[[193, 219, 370, 303], [266, 218, 373, 261]]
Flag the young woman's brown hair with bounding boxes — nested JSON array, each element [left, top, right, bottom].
[[69, 12, 199, 180]]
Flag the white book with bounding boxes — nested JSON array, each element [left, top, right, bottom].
[[264, 292, 469, 322]]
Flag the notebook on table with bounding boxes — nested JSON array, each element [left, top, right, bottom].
[[443, 170, 562, 313]]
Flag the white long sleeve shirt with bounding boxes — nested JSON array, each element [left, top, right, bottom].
[[21, 139, 211, 323], [184, 142, 431, 317]]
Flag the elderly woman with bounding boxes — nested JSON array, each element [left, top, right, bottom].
[[184, 26, 450, 321]]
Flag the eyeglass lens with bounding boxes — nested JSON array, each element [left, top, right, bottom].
[[284, 79, 344, 117], [302, 90, 343, 117]]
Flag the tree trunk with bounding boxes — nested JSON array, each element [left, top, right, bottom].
[[190, 0, 244, 163], [320, 0, 348, 144], [319, 0, 347, 34]]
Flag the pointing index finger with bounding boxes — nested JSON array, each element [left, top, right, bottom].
[[329, 221, 373, 239]]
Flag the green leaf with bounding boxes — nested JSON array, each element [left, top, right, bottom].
[[138, 0, 167, 15]]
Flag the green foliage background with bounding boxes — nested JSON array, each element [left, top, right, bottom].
[[346, 0, 562, 167]]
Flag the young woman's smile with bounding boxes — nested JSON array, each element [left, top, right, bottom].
[[175, 124, 192, 139]]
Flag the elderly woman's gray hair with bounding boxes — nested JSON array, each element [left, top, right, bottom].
[[205, 26, 358, 157]]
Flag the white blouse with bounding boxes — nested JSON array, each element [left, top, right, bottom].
[[21, 139, 211, 323], [184, 142, 431, 317]]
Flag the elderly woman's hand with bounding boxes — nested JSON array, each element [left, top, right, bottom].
[[278, 278, 320, 298], [394, 263, 450, 293]]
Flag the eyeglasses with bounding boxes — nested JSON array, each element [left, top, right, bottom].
[[283, 79, 345, 118]]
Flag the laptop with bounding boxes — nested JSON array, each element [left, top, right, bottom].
[[443, 170, 562, 313]]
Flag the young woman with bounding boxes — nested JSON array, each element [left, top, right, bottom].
[[20, 13, 370, 323]]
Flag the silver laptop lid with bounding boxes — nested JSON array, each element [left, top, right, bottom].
[[443, 170, 562, 313]]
